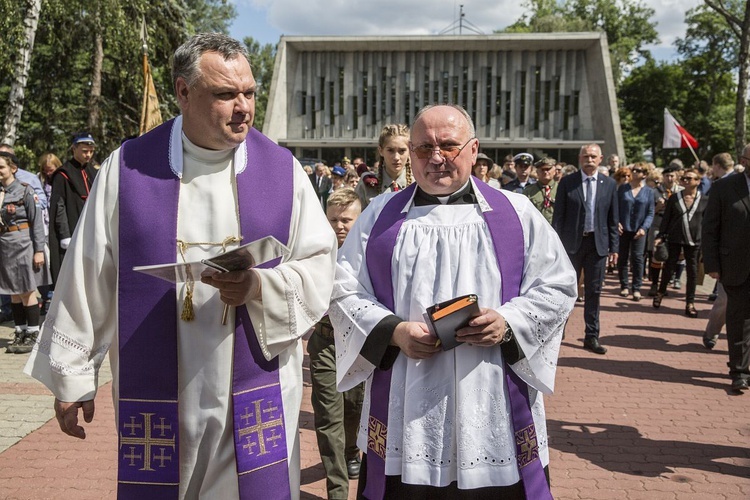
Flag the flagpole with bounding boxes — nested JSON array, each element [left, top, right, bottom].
[[681, 132, 700, 164], [140, 18, 149, 135]]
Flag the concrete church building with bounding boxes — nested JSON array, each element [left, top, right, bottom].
[[263, 33, 623, 167]]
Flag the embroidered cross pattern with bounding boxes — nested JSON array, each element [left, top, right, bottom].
[[119, 412, 176, 471], [368, 415, 387, 459], [238, 399, 285, 457], [515, 425, 539, 469]]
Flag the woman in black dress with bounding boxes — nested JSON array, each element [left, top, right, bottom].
[[652, 168, 709, 317]]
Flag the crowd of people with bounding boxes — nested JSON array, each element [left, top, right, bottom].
[[1, 133, 98, 353], [1, 31, 747, 500]]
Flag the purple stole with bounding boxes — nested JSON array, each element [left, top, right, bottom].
[[117, 119, 293, 499], [364, 181, 553, 499]]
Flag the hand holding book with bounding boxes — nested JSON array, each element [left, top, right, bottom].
[[426, 294, 510, 350]]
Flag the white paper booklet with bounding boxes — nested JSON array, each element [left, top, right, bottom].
[[132, 236, 290, 283]]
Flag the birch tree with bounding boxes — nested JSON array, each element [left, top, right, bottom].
[[1, 0, 42, 146]]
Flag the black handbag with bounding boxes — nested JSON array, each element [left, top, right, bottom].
[[654, 238, 669, 262]]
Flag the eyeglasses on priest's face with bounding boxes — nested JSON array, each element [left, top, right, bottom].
[[411, 137, 475, 161], [681, 176, 699, 182]]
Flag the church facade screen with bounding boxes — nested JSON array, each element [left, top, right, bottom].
[[264, 34, 623, 167]]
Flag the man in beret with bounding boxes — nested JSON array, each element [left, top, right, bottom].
[[524, 157, 558, 224]]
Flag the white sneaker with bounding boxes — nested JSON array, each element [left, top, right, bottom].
[[619, 289, 629, 297]]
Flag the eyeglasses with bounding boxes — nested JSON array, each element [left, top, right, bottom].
[[681, 176, 699, 182], [631, 168, 645, 174], [411, 137, 474, 161]]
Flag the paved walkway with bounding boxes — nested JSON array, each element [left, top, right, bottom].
[[0, 275, 748, 499]]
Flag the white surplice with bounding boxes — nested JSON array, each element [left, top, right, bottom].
[[25, 123, 337, 499], [330, 179, 577, 490]]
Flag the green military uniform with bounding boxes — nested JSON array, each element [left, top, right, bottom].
[[308, 315, 365, 499], [524, 180, 558, 224]]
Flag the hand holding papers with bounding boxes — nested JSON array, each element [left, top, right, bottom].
[[133, 236, 290, 282], [133, 236, 290, 324]]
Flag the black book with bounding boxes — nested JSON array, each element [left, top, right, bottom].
[[426, 294, 481, 351]]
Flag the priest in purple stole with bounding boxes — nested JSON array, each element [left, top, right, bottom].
[[329, 105, 578, 498], [25, 33, 337, 499]]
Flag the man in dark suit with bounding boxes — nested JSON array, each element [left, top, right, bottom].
[[702, 148, 750, 393], [552, 144, 619, 354], [309, 162, 332, 210]]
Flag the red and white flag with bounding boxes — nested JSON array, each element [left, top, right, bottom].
[[663, 108, 698, 149]]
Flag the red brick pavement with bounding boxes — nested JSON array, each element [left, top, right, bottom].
[[1, 277, 748, 499]]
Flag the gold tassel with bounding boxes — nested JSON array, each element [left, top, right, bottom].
[[181, 287, 195, 321], [181, 261, 196, 322]]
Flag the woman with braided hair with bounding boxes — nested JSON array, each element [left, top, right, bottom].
[[355, 124, 413, 209]]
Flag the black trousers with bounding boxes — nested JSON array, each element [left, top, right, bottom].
[[568, 234, 607, 338], [725, 276, 750, 382], [356, 453, 549, 499], [658, 244, 699, 303]]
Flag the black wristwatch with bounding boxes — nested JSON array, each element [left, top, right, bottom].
[[500, 322, 514, 344]]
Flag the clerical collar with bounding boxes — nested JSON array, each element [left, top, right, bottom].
[[169, 115, 248, 178], [413, 181, 476, 206], [182, 132, 234, 165]]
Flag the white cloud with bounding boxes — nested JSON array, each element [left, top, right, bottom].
[[264, 0, 526, 37], [647, 0, 703, 47], [231, 0, 707, 59]]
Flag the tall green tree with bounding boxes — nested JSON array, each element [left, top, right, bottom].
[[0, 0, 236, 166], [502, 0, 658, 85], [619, 60, 690, 162], [674, 5, 737, 158], [703, 0, 750, 157], [244, 37, 276, 132]]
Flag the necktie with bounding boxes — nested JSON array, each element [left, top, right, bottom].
[[584, 177, 594, 232], [543, 185, 551, 208], [391, 181, 400, 192]]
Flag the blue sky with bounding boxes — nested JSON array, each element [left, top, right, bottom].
[[228, 0, 703, 62]]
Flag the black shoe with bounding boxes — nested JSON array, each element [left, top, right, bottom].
[[5, 330, 25, 354], [14, 331, 37, 354], [583, 337, 607, 355], [347, 456, 361, 479], [703, 336, 717, 350], [685, 303, 698, 318], [707, 293, 717, 302], [731, 379, 749, 392], [652, 293, 663, 309]]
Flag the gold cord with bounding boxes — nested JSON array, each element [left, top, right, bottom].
[[176, 236, 242, 321]]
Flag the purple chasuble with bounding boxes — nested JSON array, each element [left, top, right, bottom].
[[363, 180, 553, 499], [118, 119, 293, 499]]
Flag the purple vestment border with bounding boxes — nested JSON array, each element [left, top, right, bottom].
[[118, 120, 293, 499], [363, 180, 553, 499]]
